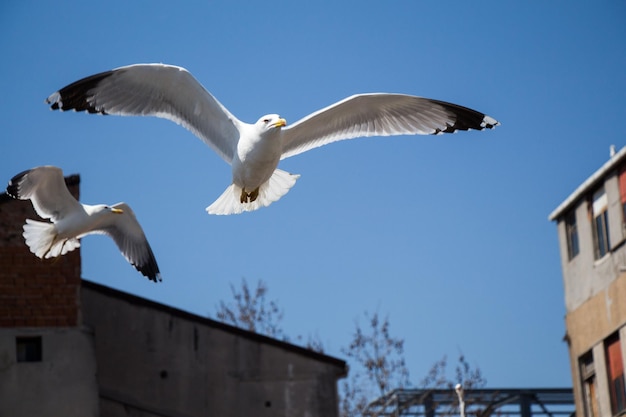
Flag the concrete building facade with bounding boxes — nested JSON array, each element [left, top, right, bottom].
[[550, 146, 626, 416], [82, 281, 347, 417], [0, 174, 347, 417]]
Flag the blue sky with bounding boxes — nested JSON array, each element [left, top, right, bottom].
[[2, 1, 625, 389]]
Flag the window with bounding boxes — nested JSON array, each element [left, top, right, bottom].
[[580, 351, 599, 417], [594, 211, 610, 258], [619, 165, 626, 222], [605, 333, 626, 415], [16, 336, 42, 362], [592, 189, 610, 259], [565, 210, 579, 260]]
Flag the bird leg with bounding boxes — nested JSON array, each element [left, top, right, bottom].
[[248, 188, 259, 202], [239, 187, 260, 204]]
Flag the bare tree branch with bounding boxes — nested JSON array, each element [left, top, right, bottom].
[[213, 280, 485, 417], [215, 278, 285, 339]]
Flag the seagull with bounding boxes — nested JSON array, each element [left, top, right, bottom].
[[6, 166, 161, 282], [46, 63, 499, 215]]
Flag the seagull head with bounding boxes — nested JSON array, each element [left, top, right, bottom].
[[257, 114, 287, 131], [88, 204, 124, 216]]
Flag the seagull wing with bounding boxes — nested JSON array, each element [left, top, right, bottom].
[[46, 63, 241, 163], [280, 93, 499, 159], [94, 203, 161, 282], [6, 166, 82, 222]]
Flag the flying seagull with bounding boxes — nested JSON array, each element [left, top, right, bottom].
[[46, 63, 499, 215], [7, 166, 161, 282]]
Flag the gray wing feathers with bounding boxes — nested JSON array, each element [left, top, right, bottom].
[[280, 94, 498, 160], [7, 166, 82, 222], [98, 203, 161, 282], [47, 64, 240, 163]]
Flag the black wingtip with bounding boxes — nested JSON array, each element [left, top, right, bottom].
[[46, 69, 115, 114], [136, 245, 162, 283], [5, 182, 18, 199], [430, 99, 499, 134], [6, 169, 31, 199], [481, 115, 500, 130]]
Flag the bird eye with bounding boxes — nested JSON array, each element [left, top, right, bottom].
[[263, 118, 270, 124]]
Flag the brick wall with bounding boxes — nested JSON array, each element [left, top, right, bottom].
[[0, 175, 82, 327]]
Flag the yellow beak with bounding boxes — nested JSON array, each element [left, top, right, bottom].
[[273, 118, 287, 128], [111, 208, 124, 214]]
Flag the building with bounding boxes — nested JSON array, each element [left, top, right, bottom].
[[0, 173, 347, 417], [550, 146, 626, 416]]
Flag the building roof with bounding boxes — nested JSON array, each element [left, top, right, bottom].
[[549, 146, 626, 221], [82, 279, 348, 374]]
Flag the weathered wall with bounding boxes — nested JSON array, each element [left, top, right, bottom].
[[0, 327, 100, 417], [0, 177, 100, 417], [564, 274, 626, 416], [554, 162, 626, 416], [0, 175, 346, 417], [0, 176, 82, 327], [81, 283, 345, 417], [558, 170, 626, 313], [565, 273, 626, 355]]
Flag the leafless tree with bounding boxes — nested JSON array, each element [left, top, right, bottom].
[[340, 311, 410, 417], [215, 278, 285, 339], [214, 278, 324, 352], [340, 319, 486, 417], [214, 279, 485, 417], [418, 354, 487, 417], [420, 353, 486, 390]]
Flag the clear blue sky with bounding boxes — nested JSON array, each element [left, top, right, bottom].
[[2, 1, 625, 389]]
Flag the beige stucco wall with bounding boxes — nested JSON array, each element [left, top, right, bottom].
[[566, 273, 626, 354], [565, 272, 626, 415]]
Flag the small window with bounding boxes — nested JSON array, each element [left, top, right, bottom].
[[16, 336, 42, 362], [580, 351, 599, 417], [594, 211, 610, 258], [592, 189, 610, 259], [565, 210, 579, 260]]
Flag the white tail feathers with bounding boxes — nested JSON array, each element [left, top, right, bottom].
[[206, 169, 300, 215], [23, 219, 80, 258]]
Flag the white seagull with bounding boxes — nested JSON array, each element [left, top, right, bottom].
[[46, 63, 499, 215], [7, 166, 161, 282]]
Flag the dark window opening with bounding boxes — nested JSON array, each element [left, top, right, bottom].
[[580, 351, 598, 417], [594, 211, 610, 259], [16, 336, 42, 362], [605, 333, 626, 415], [565, 210, 579, 260], [592, 189, 610, 260]]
